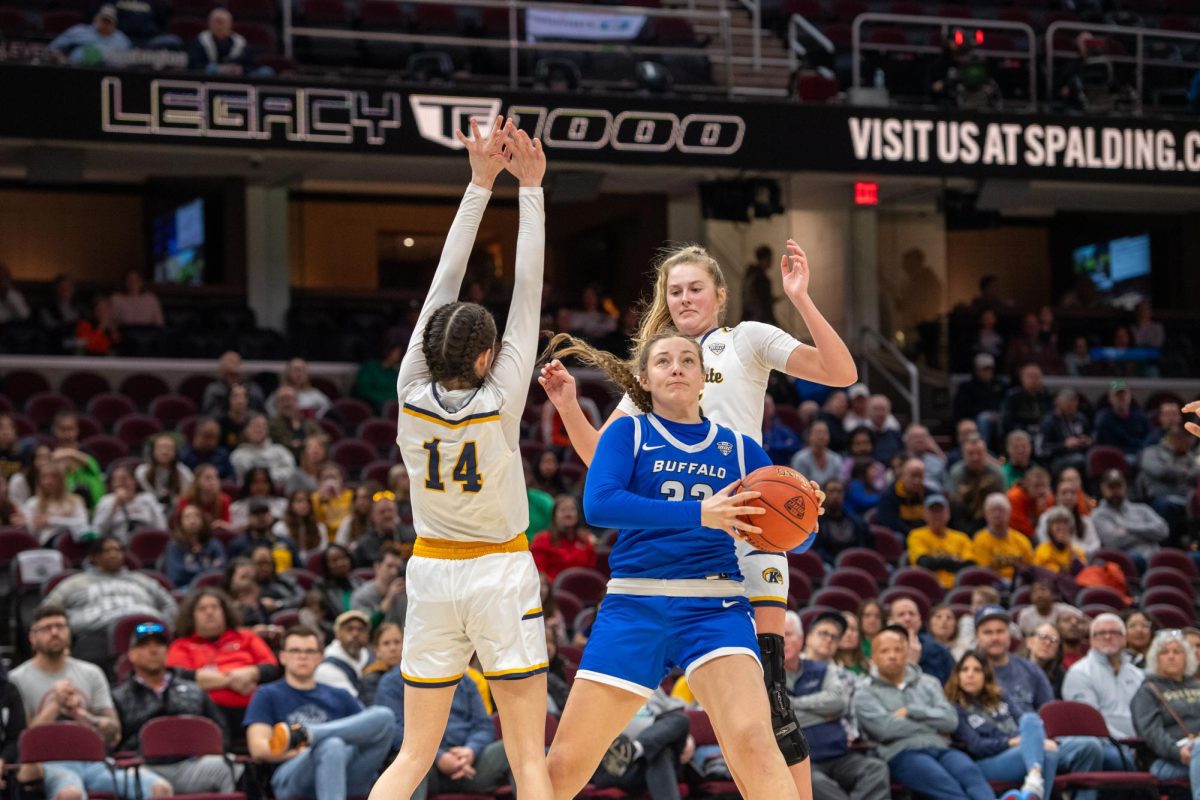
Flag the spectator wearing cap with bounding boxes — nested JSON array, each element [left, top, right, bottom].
[[187, 8, 255, 74], [974, 605, 1104, 789], [855, 625, 993, 799], [1092, 469, 1168, 565], [953, 353, 1006, 440], [1095, 381, 1150, 457], [227, 496, 298, 570], [970, 493, 1033, 582], [314, 611, 372, 698], [113, 622, 241, 794], [1139, 424, 1200, 542], [1131, 629, 1200, 797], [810, 479, 869, 564], [907, 494, 974, 589], [784, 611, 890, 800], [352, 341, 404, 414], [245, 626, 395, 800], [1038, 389, 1093, 475], [943, 435, 1006, 532], [166, 588, 280, 736], [44, 534, 177, 664], [888, 596, 954, 684], [201, 352, 267, 418], [12, 604, 172, 800], [1033, 506, 1087, 574], [1000, 364, 1052, 439], [48, 4, 131, 64], [841, 384, 873, 432], [351, 544, 406, 629], [1063, 613, 1145, 768], [373, 656, 512, 799], [875, 457, 932, 535], [790, 419, 843, 489]]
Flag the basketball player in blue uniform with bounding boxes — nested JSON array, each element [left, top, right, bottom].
[[542, 330, 802, 800]]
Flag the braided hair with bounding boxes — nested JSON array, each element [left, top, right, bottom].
[[541, 328, 703, 414], [421, 302, 499, 388]]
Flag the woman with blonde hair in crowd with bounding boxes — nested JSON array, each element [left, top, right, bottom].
[[135, 433, 194, 514], [334, 481, 377, 547], [21, 460, 87, 544], [273, 488, 327, 560]]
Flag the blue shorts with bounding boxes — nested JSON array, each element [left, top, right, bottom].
[[576, 593, 760, 698]]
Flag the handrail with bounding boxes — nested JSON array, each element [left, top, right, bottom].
[[736, 0, 761, 70], [1044, 20, 1200, 116], [859, 326, 920, 426], [787, 13, 833, 71], [283, 0, 734, 93], [850, 12, 1037, 109]]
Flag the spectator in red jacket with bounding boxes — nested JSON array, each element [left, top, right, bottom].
[[530, 494, 595, 580], [166, 587, 280, 742]]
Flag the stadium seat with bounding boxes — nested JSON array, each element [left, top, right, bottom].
[[554, 589, 582, 629], [1160, 15, 1196, 33], [1, 370, 50, 406], [149, 394, 198, 429], [129, 530, 171, 566], [19, 722, 122, 796], [25, 391, 74, 430], [9, 413, 32, 437], [177, 374, 212, 406], [357, 418, 397, 453], [825, 566, 878, 600], [788, 549, 825, 586], [868, 26, 908, 46], [332, 397, 373, 432], [1149, 548, 1198, 578], [140, 716, 245, 799], [997, 8, 1033, 25], [869, 526, 905, 562], [138, 569, 175, 592], [87, 393, 138, 430], [685, 710, 739, 797], [361, 459, 394, 487], [192, 569, 224, 588], [236, 21, 278, 54], [955, 567, 1004, 587], [318, 418, 343, 443], [789, 567, 814, 607], [330, 438, 376, 479], [74, 414, 101, 439], [811, 586, 863, 613], [1086, 445, 1130, 480], [555, 567, 607, 607], [114, 413, 164, 449], [1074, 585, 1128, 611], [793, 71, 840, 103], [1142, 585, 1192, 610], [891, 566, 945, 603], [1093, 548, 1139, 582], [1143, 567, 1193, 595], [878, 585, 930, 619], [271, 609, 302, 627], [1148, 604, 1193, 628], [59, 371, 111, 407], [228, 0, 274, 21], [835, 548, 889, 584], [81, 434, 130, 470], [1038, 701, 1158, 793], [167, 15, 207, 40], [945, 585, 976, 606]]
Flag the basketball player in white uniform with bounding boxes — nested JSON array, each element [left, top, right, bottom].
[[368, 118, 552, 800]]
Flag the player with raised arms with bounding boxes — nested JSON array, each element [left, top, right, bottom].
[[368, 117, 551, 800], [541, 328, 800, 799], [540, 242, 856, 796]]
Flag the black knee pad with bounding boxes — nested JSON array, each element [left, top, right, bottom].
[[758, 633, 810, 766]]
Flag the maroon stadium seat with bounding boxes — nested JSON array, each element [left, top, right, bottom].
[[800, 605, 841, 631], [1149, 549, 1198, 578], [1074, 585, 1128, 611], [114, 413, 164, 449], [955, 567, 1004, 587], [554, 589, 582, 628], [835, 548, 889, 584], [788, 549, 826, 586], [869, 526, 905, 562], [1143, 567, 1193, 595], [1039, 702, 1157, 793], [87, 392, 137, 430], [412, 2, 458, 33], [236, 21, 278, 53], [811, 586, 863, 613], [891, 566, 946, 603], [25, 391, 74, 429], [129, 530, 171, 565], [1148, 604, 1193, 628], [1142, 585, 1192, 610], [20, 723, 120, 799], [361, 459, 394, 487], [81, 434, 130, 470], [150, 394, 198, 429], [119, 373, 172, 408], [332, 397, 373, 432], [825, 566, 878, 600], [685, 710, 739, 797], [59, 371, 111, 407], [329, 439, 376, 479], [228, 0, 275, 21], [0, 7, 27, 38], [140, 716, 245, 800], [789, 567, 814, 607], [177, 374, 213, 406], [554, 567, 607, 607], [357, 417, 397, 453], [2, 370, 50, 408]]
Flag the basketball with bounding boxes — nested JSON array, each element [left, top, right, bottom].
[[738, 466, 821, 553]]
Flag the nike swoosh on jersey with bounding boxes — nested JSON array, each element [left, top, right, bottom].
[[641, 444, 666, 451]]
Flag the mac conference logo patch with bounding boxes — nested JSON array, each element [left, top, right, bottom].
[[717, 441, 733, 456], [708, 342, 726, 355], [785, 496, 807, 519], [762, 567, 784, 584]]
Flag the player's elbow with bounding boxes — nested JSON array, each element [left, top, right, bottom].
[[830, 361, 859, 388]]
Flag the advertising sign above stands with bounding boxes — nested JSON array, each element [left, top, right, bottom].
[[1, 65, 1199, 185]]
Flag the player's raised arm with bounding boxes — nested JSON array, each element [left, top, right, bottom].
[[538, 359, 626, 466], [398, 116, 513, 389], [488, 129, 546, 447]]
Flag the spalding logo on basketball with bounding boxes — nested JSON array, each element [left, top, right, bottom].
[[738, 465, 822, 553]]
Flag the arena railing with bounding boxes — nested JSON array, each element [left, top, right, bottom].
[[859, 326, 920, 425], [787, 13, 834, 72], [849, 12, 1038, 110], [282, 0, 736, 96], [1044, 20, 1200, 115]]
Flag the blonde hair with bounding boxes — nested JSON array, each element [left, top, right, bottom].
[[541, 328, 703, 413], [633, 245, 728, 355]]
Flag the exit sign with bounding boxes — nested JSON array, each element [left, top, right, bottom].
[[855, 182, 879, 205]]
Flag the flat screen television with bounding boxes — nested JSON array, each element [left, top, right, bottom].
[[1071, 232, 1151, 306], [152, 197, 206, 286]]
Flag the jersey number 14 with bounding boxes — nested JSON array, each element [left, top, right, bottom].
[[422, 439, 483, 493]]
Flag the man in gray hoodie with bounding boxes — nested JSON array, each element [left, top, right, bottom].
[[1091, 470, 1169, 561], [1139, 425, 1200, 541], [855, 625, 993, 800]]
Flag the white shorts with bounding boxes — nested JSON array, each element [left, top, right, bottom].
[[736, 538, 789, 610], [401, 547, 548, 688]]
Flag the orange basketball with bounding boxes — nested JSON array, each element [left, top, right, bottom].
[[738, 465, 820, 552]]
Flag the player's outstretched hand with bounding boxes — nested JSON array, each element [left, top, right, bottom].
[[505, 129, 546, 188], [810, 479, 827, 516], [780, 239, 810, 301], [456, 115, 512, 191], [538, 359, 578, 409], [701, 482, 765, 541], [1184, 400, 1200, 439]]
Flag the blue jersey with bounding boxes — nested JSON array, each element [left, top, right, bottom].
[[583, 413, 772, 580]]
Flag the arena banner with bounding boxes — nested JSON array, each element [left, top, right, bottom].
[[1, 64, 1200, 184], [524, 8, 646, 42]]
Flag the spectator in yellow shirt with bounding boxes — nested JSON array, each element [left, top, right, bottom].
[[906, 494, 975, 589], [1033, 506, 1086, 574], [971, 493, 1034, 581], [312, 463, 354, 537]]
